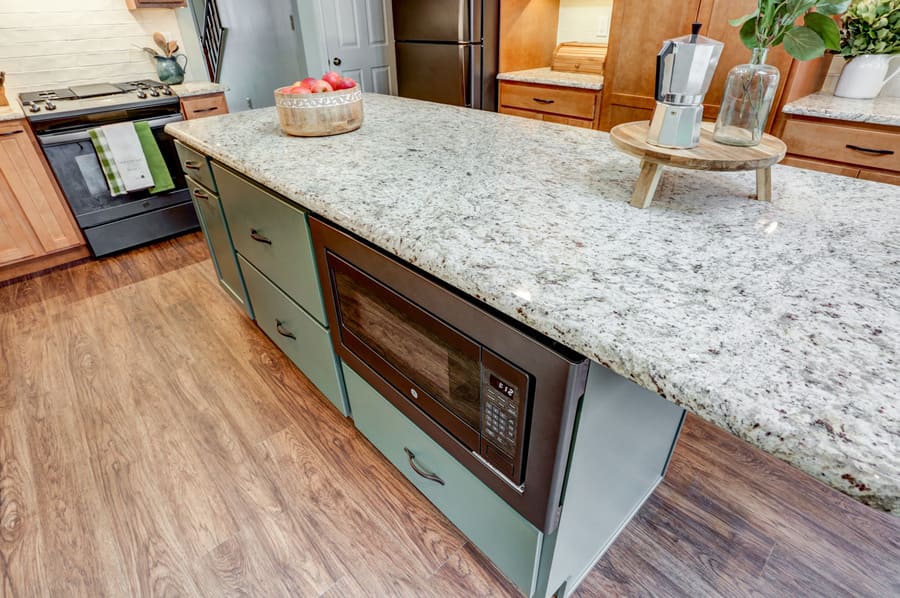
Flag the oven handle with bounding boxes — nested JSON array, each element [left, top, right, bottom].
[[37, 114, 184, 145]]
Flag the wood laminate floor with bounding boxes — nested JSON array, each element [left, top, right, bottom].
[[1, 232, 898, 598]]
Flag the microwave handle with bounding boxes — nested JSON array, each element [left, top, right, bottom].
[[37, 114, 184, 145]]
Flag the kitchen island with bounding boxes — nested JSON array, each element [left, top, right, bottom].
[[166, 94, 899, 516]]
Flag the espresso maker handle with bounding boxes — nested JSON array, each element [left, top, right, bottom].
[[655, 41, 676, 102]]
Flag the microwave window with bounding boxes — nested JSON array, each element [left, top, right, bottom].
[[334, 269, 482, 429]]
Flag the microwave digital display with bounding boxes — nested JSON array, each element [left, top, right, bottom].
[[490, 374, 516, 399]]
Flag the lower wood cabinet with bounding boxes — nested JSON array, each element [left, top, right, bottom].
[[0, 118, 87, 282], [776, 115, 899, 185], [180, 93, 229, 120], [499, 81, 602, 129]]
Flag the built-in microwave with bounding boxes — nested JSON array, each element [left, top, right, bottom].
[[310, 218, 589, 533]]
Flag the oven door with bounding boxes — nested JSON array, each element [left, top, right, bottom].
[[38, 114, 188, 228], [327, 252, 484, 450]]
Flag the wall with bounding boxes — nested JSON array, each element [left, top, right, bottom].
[[556, 0, 614, 45], [0, 0, 205, 96]]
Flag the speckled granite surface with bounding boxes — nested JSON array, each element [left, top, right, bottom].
[[498, 67, 604, 90], [170, 81, 229, 98], [783, 91, 900, 127], [167, 94, 900, 515], [0, 103, 24, 122]]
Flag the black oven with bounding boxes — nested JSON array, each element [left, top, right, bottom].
[[32, 106, 196, 256], [311, 217, 589, 533]]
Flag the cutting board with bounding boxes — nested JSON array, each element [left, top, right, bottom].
[[551, 43, 607, 75]]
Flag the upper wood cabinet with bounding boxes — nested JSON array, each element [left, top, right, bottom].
[[600, 0, 804, 131], [125, 0, 186, 8], [0, 119, 86, 280]]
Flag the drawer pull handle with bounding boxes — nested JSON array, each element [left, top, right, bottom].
[[183, 160, 202, 170], [193, 189, 209, 199], [0, 129, 24, 137], [404, 447, 445, 486], [250, 229, 272, 245], [532, 98, 555, 105], [845, 144, 894, 156], [275, 320, 296, 339], [192, 107, 219, 113]]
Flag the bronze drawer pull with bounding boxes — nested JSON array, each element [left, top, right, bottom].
[[845, 144, 894, 156], [192, 189, 209, 199], [192, 107, 219, 113], [532, 98, 555, 104], [250, 229, 272, 244], [275, 320, 296, 339], [0, 129, 24, 137], [183, 160, 201, 170], [404, 447, 445, 486]]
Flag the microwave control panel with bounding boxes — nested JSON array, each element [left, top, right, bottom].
[[482, 373, 519, 456]]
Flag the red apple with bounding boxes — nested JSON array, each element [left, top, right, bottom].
[[299, 77, 319, 90], [322, 71, 342, 90], [335, 77, 357, 90], [309, 79, 334, 93]]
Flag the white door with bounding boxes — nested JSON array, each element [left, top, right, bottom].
[[318, 0, 395, 94]]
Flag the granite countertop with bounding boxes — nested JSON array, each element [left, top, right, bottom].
[[167, 94, 900, 515], [498, 67, 604, 91], [170, 81, 229, 98], [783, 91, 900, 127], [0, 103, 24, 122]]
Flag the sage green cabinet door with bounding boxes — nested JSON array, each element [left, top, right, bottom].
[[174, 140, 217, 192], [240, 255, 348, 415], [342, 362, 543, 594], [188, 178, 252, 317], [213, 163, 327, 326]]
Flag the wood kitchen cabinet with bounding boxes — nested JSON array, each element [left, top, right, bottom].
[[600, 0, 814, 132], [180, 93, 229, 120], [125, 0, 186, 8], [499, 81, 602, 129], [0, 118, 87, 283]]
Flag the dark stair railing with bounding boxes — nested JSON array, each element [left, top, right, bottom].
[[200, 0, 227, 83]]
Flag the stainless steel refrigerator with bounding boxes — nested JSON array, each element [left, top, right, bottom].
[[392, 0, 499, 111]]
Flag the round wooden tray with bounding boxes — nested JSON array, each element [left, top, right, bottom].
[[609, 121, 787, 208]]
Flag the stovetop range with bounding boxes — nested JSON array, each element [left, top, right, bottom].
[[19, 79, 178, 121]]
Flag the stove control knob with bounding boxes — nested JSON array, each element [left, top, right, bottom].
[[149, 89, 160, 97], [44, 101, 57, 111], [136, 90, 147, 99], [162, 87, 173, 96], [28, 103, 41, 113]]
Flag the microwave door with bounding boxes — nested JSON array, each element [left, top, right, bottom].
[[396, 43, 470, 107], [392, 0, 474, 42]]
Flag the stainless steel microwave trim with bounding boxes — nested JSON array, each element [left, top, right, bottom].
[[310, 216, 589, 534], [471, 451, 525, 494], [37, 114, 184, 145]]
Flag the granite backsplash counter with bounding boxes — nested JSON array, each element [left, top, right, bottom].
[[498, 67, 604, 90], [783, 91, 900, 127], [167, 94, 900, 515]]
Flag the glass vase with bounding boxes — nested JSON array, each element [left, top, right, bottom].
[[713, 48, 780, 147]]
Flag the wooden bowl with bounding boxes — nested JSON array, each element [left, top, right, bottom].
[[274, 86, 363, 137]]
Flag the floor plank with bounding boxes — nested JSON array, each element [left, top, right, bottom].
[[1, 232, 898, 597]]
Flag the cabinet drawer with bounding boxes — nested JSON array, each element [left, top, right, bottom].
[[342, 363, 542, 595], [781, 119, 899, 172], [174, 140, 217, 192], [240, 255, 348, 415], [214, 163, 327, 326], [181, 93, 229, 120], [500, 82, 597, 120], [187, 177, 251, 316]]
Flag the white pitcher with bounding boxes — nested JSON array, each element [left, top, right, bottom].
[[835, 54, 900, 99]]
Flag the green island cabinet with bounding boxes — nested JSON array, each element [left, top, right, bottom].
[[173, 143, 685, 597]]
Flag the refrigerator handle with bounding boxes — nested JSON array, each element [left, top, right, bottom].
[[461, 45, 473, 108]]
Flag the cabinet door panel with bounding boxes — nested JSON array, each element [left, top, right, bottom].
[[0, 172, 42, 265], [0, 121, 83, 254]]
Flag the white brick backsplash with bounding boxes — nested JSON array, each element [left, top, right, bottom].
[[0, 1, 191, 96]]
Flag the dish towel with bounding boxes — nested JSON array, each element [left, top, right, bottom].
[[94, 122, 153, 192], [88, 128, 127, 196], [134, 122, 175, 194]]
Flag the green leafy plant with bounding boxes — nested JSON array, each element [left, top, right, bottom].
[[731, 1, 850, 61], [840, 0, 900, 56]]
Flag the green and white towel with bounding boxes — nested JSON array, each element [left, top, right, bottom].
[[88, 128, 127, 196], [134, 122, 175, 194]]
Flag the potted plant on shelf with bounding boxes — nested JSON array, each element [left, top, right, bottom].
[[834, 0, 900, 98], [714, 0, 849, 147]]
